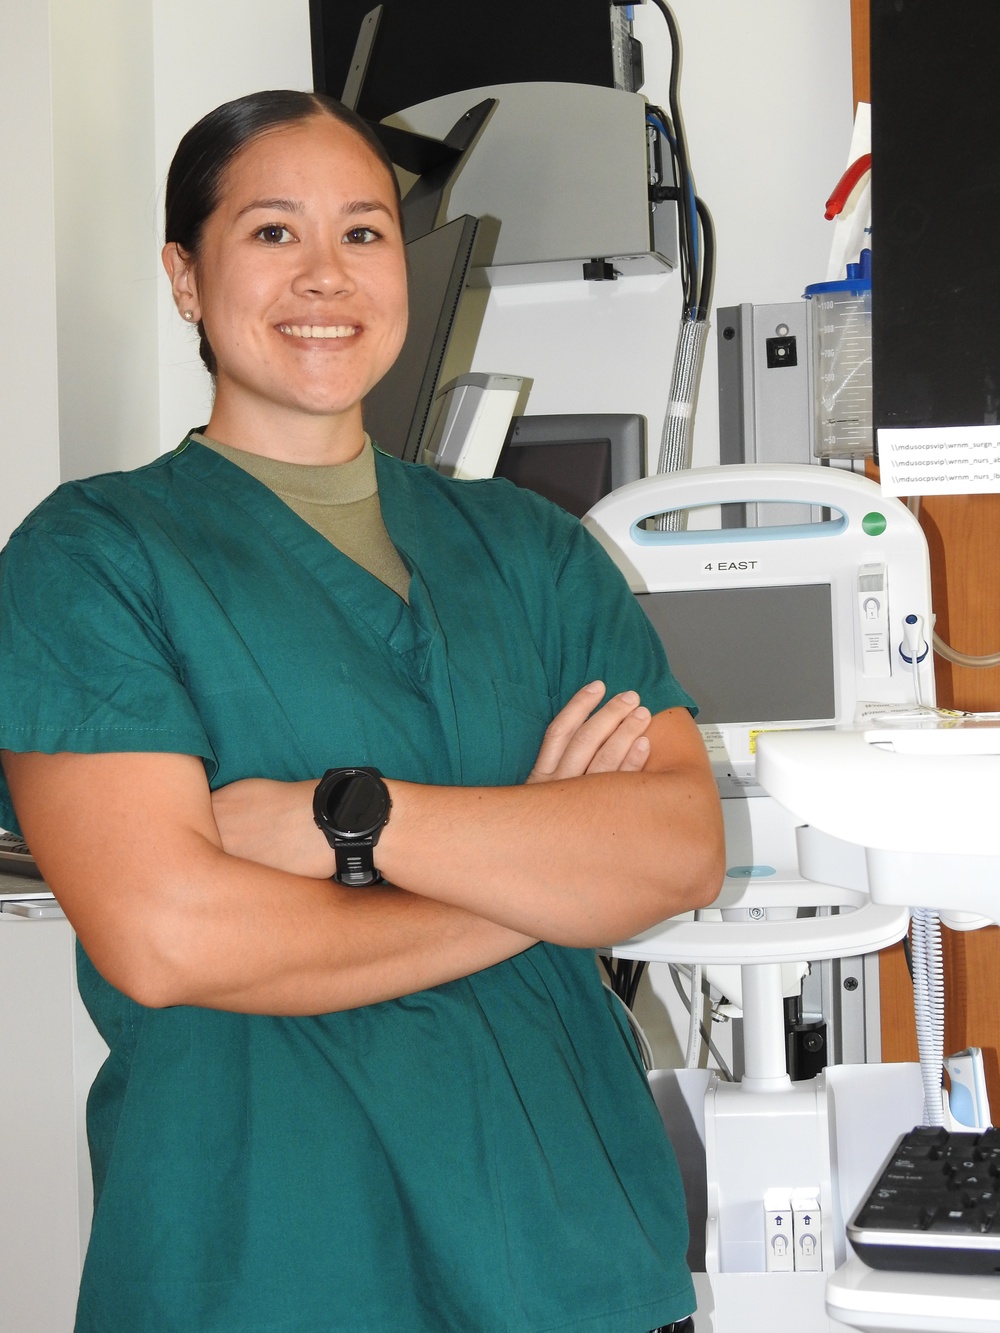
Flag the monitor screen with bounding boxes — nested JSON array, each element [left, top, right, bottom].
[[310, 0, 631, 123], [494, 413, 645, 518], [362, 215, 478, 463], [636, 583, 836, 725], [871, 0, 1000, 431]]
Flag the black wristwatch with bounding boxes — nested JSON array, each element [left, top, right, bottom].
[[313, 767, 392, 886]]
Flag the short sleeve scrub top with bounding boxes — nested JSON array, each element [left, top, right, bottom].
[[0, 439, 698, 1333]]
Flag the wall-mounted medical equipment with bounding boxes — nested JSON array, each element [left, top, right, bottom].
[[384, 82, 677, 284], [804, 257, 873, 461], [718, 281, 871, 510], [718, 301, 815, 502]]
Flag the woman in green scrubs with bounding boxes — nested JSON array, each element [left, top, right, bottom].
[[0, 91, 723, 1332]]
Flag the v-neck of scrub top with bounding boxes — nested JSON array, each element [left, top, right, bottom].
[[190, 432, 411, 602], [173, 436, 436, 678]]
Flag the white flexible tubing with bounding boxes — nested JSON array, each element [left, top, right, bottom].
[[902, 615, 925, 708], [604, 985, 655, 1072], [911, 909, 946, 1126], [933, 633, 1000, 669], [685, 964, 703, 1069]]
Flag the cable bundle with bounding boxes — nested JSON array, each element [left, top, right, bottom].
[[645, 1, 716, 519]]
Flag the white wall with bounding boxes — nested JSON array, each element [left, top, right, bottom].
[[50, 0, 159, 482], [151, 0, 314, 450], [1, 3, 61, 545], [0, 0, 313, 547]]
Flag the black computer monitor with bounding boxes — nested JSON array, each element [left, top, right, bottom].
[[871, 0, 1000, 432], [310, 0, 637, 124], [495, 414, 645, 518], [362, 214, 478, 463]]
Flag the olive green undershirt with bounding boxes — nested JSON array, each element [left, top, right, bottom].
[[192, 432, 411, 602]]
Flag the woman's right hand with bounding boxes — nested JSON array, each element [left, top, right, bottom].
[[526, 681, 653, 784]]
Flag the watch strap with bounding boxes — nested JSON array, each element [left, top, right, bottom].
[[333, 842, 381, 888]]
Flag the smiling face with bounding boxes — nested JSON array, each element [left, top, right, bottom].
[[162, 113, 408, 462]]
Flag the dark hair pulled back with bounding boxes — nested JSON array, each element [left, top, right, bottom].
[[164, 89, 401, 375]]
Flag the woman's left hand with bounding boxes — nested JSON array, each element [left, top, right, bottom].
[[526, 681, 652, 783]]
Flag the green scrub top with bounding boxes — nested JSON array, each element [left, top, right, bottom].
[[0, 440, 698, 1333]]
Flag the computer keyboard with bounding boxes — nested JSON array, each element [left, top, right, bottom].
[[0, 831, 41, 879], [848, 1126, 1000, 1276]]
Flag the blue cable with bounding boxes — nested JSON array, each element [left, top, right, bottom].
[[646, 112, 675, 149], [646, 114, 699, 309]]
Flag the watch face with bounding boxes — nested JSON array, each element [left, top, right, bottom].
[[322, 770, 390, 838]]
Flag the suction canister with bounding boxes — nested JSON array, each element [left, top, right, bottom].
[[804, 251, 873, 459]]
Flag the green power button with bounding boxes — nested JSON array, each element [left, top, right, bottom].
[[862, 511, 887, 536]]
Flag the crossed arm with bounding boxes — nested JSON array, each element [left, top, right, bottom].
[[1, 683, 723, 1016]]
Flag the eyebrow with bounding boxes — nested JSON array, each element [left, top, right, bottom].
[[236, 197, 303, 219], [342, 199, 396, 219], [235, 197, 395, 220]]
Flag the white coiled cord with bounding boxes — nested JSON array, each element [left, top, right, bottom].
[[910, 908, 946, 1125]]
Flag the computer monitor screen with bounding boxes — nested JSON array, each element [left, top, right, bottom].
[[362, 215, 478, 463], [310, 0, 631, 123], [494, 413, 645, 518], [871, 0, 1000, 430], [636, 584, 836, 724]]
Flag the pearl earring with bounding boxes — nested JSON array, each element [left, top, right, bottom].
[[182, 310, 195, 322]]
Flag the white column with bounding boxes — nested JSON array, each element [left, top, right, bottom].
[[740, 962, 793, 1090]]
